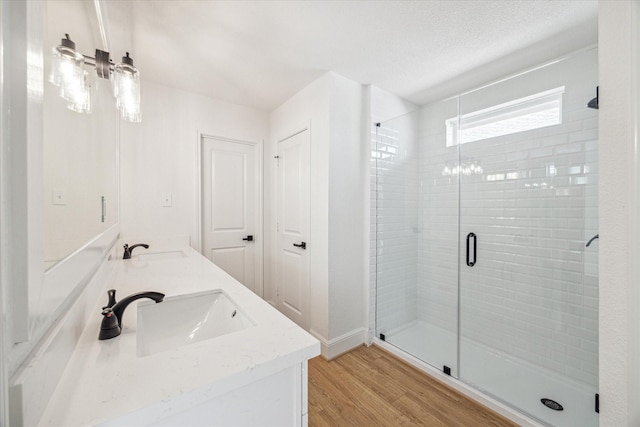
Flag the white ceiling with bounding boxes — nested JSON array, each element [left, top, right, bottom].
[[106, 0, 598, 111]]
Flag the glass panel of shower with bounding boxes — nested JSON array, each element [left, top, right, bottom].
[[374, 97, 460, 376], [374, 47, 598, 427]]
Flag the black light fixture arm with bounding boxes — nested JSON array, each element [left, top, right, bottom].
[[76, 49, 113, 80], [53, 33, 142, 122], [94, 49, 112, 79], [57, 34, 134, 81]]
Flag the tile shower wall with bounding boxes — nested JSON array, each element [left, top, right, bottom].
[[419, 49, 599, 387], [369, 126, 377, 341], [373, 115, 420, 335], [373, 49, 598, 389], [416, 99, 460, 336]]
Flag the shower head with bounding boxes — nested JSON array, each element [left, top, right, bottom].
[[587, 86, 599, 110]]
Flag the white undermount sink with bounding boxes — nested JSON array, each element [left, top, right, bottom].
[[136, 289, 255, 357], [136, 250, 186, 262]]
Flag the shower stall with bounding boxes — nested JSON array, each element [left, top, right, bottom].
[[373, 48, 598, 427]]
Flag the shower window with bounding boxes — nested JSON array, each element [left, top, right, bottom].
[[446, 86, 564, 146]]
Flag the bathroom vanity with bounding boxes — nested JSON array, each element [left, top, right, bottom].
[[37, 243, 320, 426]]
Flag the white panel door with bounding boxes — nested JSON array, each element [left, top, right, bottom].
[[202, 137, 259, 294], [276, 129, 310, 330]]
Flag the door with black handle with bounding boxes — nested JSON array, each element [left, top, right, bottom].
[[276, 128, 311, 330]]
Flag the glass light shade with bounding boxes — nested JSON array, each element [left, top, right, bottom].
[[113, 62, 141, 123], [50, 44, 85, 102], [66, 71, 92, 113]]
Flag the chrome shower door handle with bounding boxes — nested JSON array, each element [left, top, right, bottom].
[[466, 232, 476, 267]]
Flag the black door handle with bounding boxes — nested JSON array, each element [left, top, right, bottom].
[[242, 235, 253, 242], [466, 232, 476, 267], [293, 241, 306, 250]]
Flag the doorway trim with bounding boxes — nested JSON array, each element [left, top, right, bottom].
[[196, 132, 264, 297]]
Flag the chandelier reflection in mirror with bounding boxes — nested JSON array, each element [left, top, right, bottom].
[[50, 34, 141, 122]]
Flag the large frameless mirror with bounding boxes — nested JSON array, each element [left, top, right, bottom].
[[43, 0, 118, 270], [8, 0, 120, 365]]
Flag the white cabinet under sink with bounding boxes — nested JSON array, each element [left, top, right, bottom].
[[107, 362, 309, 426]]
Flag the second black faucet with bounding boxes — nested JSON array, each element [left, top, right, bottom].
[[123, 243, 149, 259]]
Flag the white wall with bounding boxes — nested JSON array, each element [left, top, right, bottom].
[[268, 72, 366, 356], [119, 80, 269, 248], [370, 87, 418, 124], [267, 74, 331, 335], [0, 1, 12, 422], [328, 74, 366, 341], [599, 1, 640, 425]]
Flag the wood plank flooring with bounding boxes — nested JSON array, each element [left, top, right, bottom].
[[308, 345, 518, 427]]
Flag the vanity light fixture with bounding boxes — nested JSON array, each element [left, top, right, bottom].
[[49, 33, 141, 122], [112, 52, 141, 122]]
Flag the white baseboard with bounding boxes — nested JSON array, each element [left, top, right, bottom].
[[309, 327, 366, 360]]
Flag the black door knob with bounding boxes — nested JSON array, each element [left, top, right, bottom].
[[243, 235, 254, 242]]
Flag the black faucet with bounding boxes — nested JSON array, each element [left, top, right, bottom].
[[123, 243, 149, 259], [99, 289, 164, 340]]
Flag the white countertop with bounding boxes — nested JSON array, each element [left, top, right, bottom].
[[39, 245, 320, 426]]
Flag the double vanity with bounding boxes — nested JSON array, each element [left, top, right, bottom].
[[38, 243, 320, 426]]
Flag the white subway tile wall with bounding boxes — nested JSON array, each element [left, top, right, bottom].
[[416, 98, 460, 349], [373, 49, 598, 389], [373, 115, 420, 336], [456, 51, 598, 387]]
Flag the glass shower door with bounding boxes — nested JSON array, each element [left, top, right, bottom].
[[457, 48, 599, 427], [374, 97, 460, 376]]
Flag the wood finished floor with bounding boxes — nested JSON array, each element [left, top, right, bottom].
[[308, 345, 518, 427]]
